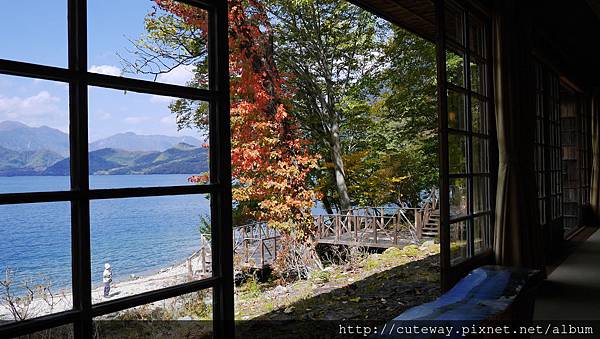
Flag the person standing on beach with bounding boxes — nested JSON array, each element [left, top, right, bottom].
[[103, 263, 112, 298]]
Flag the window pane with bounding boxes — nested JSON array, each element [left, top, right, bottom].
[[445, 5, 464, 46], [88, 87, 208, 189], [94, 290, 212, 337], [449, 177, 467, 219], [447, 90, 466, 130], [468, 15, 486, 58], [88, 0, 209, 89], [474, 215, 490, 254], [14, 324, 74, 339], [472, 137, 488, 173], [450, 221, 468, 265], [448, 133, 467, 174], [471, 97, 487, 134], [473, 176, 489, 213], [0, 1, 67, 67], [0, 202, 72, 322], [470, 61, 485, 94], [446, 51, 465, 88], [91, 195, 211, 304], [0, 75, 70, 193]]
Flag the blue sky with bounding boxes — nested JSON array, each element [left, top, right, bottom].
[[0, 0, 201, 142]]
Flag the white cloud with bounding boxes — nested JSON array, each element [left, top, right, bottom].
[[0, 91, 61, 119], [156, 64, 195, 86], [150, 95, 175, 104], [124, 116, 151, 124], [89, 65, 122, 77]]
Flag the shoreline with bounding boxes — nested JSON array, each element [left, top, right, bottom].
[[0, 249, 210, 321]]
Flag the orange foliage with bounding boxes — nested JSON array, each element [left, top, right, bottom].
[[155, 0, 320, 239]]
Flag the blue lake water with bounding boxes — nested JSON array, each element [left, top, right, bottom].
[[0, 175, 209, 291]]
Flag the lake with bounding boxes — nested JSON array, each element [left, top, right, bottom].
[[0, 175, 209, 291]]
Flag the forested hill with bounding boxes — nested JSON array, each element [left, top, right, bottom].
[[43, 143, 208, 176]]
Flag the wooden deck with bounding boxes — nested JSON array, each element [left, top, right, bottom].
[[192, 202, 440, 270]]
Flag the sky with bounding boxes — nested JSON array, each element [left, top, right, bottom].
[[0, 0, 203, 142]]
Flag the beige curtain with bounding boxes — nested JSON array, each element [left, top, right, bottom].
[[591, 94, 600, 225], [492, 1, 544, 270]]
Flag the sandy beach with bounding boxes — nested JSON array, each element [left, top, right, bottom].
[[0, 250, 211, 321]]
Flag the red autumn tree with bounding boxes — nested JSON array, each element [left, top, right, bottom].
[[149, 0, 320, 246]]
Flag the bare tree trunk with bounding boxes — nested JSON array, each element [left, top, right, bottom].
[[330, 123, 351, 212]]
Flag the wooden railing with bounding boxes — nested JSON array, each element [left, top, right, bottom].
[[190, 195, 440, 270]]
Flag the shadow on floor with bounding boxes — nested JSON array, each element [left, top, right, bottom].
[[238, 254, 440, 338]]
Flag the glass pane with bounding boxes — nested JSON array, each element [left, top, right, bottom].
[[448, 134, 467, 174], [88, 87, 208, 189], [88, 0, 209, 89], [447, 90, 466, 130], [471, 97, 487, 134], [468, 15, 486, 58], [473, 176, 489, 213], [449, 177, 467, 219], [446, 51, 465, 88], [94, 290, 212, 337], [0, 1, 67, 67], [470, 61, 485, 95], [0, 202, 72, 322], [445, 5, 464, 45], [450, 221, 468, 265], [0, 75, 70, 193], [14, 324, 74, 339], [472, 137, 488, 173], [91, 195, 211, 304], [474, 215, 490, 254]]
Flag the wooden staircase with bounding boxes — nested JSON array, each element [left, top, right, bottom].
[[421, 209, 440, 238]]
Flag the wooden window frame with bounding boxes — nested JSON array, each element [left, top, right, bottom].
[[0, 1, 233, 338]]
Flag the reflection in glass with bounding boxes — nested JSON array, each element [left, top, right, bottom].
[[449, 177, 467, 219], [471, 97, 487, 134], [472, 137, 488, 173], [445, 5, 464, 45], [448, 90, 466, 130], [449, 133, 467, 174], [450, 221, 468, 264], [470, 62, 485, 94], [446, 51, 465, 88], [474, 215, 489, 254], [473, 176, 489, 213]]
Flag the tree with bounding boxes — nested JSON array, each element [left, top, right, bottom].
[[266, 0, 390, 212], [124, 0, 320, 243]]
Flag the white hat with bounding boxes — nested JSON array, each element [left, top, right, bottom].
[[105, 263, 111, 269]]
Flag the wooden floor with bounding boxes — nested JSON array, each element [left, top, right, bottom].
[[534, 227, 600, 324]]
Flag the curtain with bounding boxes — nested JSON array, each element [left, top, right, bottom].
[[492, 1, 544, 270], [591, 94, 600, 225]]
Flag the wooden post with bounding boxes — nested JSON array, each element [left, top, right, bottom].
[[335, 215, 340, 241], [201, 247, 207, 274], [416, 211, 422, 239], [394, 215, 399, 245], [260, 239, 265, 268], [187, 258, 193, 280], [374, 217, 378, 244], [354, 215, 358, 242]]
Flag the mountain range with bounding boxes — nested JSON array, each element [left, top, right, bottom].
[[0, 121, 208, 176]]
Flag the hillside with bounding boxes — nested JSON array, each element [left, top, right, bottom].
[[90, 132, 202, 152], [43, 143, 208, 176], [0, 121, 69, 156], [0, 146, 64, 176]]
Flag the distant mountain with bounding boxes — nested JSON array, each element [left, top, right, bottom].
[[0, 121, 69, 156], [43, 143, 208, 176], [90, 132, 203, 152], [0, 146, 63, 176]]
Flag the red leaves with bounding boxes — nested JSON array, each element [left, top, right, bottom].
[[156, 0, 319, 239]]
